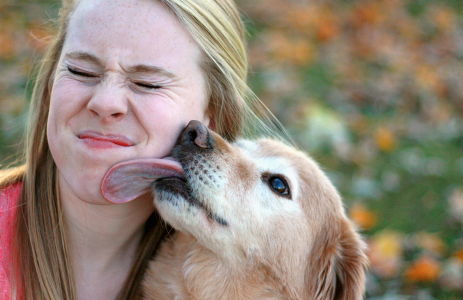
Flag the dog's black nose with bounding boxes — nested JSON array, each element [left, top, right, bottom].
[[178, 120, 212, 149]]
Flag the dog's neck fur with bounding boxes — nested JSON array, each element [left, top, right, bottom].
[[143, 231, 303, 300]]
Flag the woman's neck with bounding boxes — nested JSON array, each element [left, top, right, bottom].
[[59, 174, 155, 299]]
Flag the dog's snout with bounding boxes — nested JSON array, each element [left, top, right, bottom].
[[178, 120, 212, 149]]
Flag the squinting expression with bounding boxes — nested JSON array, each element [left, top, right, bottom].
[[47, 0, 210, 204]]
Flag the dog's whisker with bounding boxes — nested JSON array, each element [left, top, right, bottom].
[[166, 227, 181, 250]]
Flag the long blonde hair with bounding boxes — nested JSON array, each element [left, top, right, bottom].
[[2, 0, 278, 299]]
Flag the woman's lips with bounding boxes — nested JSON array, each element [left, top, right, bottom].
[[77, 131, 135, 148]]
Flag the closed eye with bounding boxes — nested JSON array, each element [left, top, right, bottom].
[[134, 82, 162, 89], [67, 66, 97, 78], [262, 173, 291, 199]]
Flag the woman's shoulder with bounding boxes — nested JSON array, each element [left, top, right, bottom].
[[0, 165, 24, 211], [0, 182, 22, 208], [0, 180, 22, 300], [0, 177, 23, 242], [0, 181, 22, 232], [0, 165, 25, 189]]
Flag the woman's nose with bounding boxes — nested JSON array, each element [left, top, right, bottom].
[[87, 83, 128, 123]]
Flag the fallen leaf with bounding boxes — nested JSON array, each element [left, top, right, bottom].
[[405, 255, 441, 283], [349, 203, 377, 230]]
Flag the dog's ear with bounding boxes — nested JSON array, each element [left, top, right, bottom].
[[307, 218, 368, 300]]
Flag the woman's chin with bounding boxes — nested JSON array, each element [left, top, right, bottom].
[[57, 170, 106, 204]]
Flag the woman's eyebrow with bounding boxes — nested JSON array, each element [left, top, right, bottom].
[[125, 65, 178, 80], [65, 51, 102, 65]]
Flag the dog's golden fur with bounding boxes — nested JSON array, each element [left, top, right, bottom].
[[141, 132, 368, 300]]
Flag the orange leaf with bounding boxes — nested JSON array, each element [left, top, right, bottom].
[[374, 127, 397, 152], [316, 19, 338, 42], [0, 31, 14, 59], [405, 256, 441, 283], [455, 250, 463, 262], [349, 203, 377, 230]]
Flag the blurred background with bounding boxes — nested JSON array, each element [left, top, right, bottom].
[[1, 0, 462, 298]]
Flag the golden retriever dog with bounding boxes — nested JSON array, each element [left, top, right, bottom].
[[102, 120, 368, 300]]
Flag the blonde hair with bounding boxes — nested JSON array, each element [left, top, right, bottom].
[[162, 0, 288, 141], [3, 0, 282, 299]]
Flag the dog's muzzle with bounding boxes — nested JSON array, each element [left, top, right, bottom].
[[158, 120, 228, 226], [177, 120, 214, 150]]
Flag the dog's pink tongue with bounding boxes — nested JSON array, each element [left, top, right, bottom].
[[101, 158, 183, 203]]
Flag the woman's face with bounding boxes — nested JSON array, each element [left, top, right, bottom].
[[47, 0, 210, 204]]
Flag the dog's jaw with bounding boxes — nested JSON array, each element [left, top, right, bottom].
[[152, 144, 243, 260], [154, 175, 228, 227]]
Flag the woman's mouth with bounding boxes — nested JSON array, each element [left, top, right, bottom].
[[77, 131, 135, 149]]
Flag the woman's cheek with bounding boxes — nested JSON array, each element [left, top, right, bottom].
[[136, 103, 183, 157]]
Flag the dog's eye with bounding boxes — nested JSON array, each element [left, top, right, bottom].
[[263, 174, 291, 199], [270, 177, 288, 194]]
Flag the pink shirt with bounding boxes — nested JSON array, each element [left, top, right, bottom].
[[0, 182, 22, 300]]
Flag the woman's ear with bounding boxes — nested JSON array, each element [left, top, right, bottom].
[[307, 218, 369, 300]]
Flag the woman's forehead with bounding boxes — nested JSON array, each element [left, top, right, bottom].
[[71, 0, 173, 30], [65, 0, 202, 68]]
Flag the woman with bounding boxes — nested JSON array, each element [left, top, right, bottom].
[[0, 0, 275, 299]]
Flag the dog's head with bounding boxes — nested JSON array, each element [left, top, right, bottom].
[[102, 120, 368, 300]]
